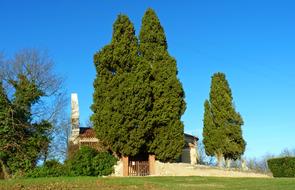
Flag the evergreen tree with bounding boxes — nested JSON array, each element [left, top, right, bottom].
[[203, 72, 246, 167], [91, 15, 152, 157], [139, 9, 186, 162], [0, 81, 13, 177], [203, 100, 226, 166], [0, 49, 64, 176], [223, 111, 245, 164], [0, 76, 52, 175]]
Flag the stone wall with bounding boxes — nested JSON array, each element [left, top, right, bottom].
[[181, 144, 198, 165], [112, 158, 269, 178], [112, 159, 123, 177], [154, 161, 270, 178]]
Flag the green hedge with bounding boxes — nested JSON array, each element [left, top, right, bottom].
[[66, 146, 118, 176], [267, 157, 295, 177], [25, 147, 118, 177], [25, 160, 67, 178]]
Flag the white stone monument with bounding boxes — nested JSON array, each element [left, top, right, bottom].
[[69, 93, 80, 144]]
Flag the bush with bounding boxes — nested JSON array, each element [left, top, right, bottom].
[[25, 160, 66, 178], [66, 146, 117, 176], [267, 157, 295, 177], [92, 152, 118, 176], [24, 147, 118, 177]]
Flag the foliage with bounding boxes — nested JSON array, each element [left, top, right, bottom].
[[66, 146, 117, 176], [267, 157, 295, 177], [0, 76, 52, 175], [203, 72, 245, 166], [139, 8, 186, 162], [0, 82, 13, 175], [25, 160, 66, 178], [0, 49, 68, 163], [91, 9, 185, 162], [91, 14, 153, 157], [24, 147, 118, 178], [203, 100, 224, 161], [91, 151, 118, 176], [244, 149, 295, 174], [0, 49, 65, 176]]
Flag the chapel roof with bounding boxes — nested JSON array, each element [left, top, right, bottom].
[[79, 127, 96, 138]]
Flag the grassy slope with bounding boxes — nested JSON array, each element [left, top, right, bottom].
[[1, 176, 295, 190]]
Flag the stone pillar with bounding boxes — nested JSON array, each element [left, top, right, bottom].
[[122, 156, 129, 176], [190, 146, 197, 165], [149, 154, 155, 175], [189, 143, 197, 165], [71, 93, 80, 129], [69, 93, 80, 144]]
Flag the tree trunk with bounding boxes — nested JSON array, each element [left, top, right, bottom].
[[216, 153, 224, 168], [225, 159, 231, 168], [0, 160, 10, 179], [241, 159, 248, 171]]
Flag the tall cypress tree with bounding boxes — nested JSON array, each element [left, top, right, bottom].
[[139, 9, 186, 162], [203, 72, 246, 167], [91, 15, 152, 157]]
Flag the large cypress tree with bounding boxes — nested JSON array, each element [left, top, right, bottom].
[[203, 72, 246, 167], [91, 15, 152, 157], [139, 9, 186, 162]]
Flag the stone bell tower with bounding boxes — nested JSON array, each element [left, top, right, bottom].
[[69, 93, 80, 144]]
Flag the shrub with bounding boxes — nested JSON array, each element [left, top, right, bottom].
[[92, 152, 118, 176], [66, 146, 97, 176], [267, 157, 295, 177], [66, 146, 117, 176], [25, 160, 66, 178]]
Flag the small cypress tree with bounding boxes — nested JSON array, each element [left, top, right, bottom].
[[91, 15, 152, 157], [139, 8, 186, 162], [203, 72, 246, 167]]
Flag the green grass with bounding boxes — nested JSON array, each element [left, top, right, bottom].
[[1, 176, 295, 190]]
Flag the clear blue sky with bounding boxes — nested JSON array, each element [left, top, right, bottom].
[[1, 0, 294, 158]]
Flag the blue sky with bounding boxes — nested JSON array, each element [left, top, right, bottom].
[[1, 0, 294, 158]]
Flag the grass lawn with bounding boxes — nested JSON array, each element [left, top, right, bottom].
[[1, 176, 295, 190]]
